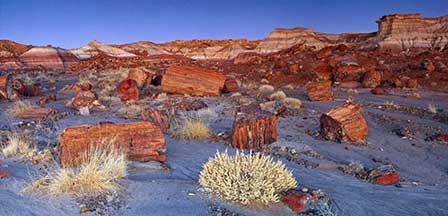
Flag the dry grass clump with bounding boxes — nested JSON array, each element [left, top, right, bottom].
[[258, 84, 275, 94], [199, 151, 297, 205], [172, 118, 210, 140], [428, 103, 437, 114], [269, 90, 287, 101], [24, 147, 126, 197], [283, 97, 303, 109], [1, 133, 34, 158], [7, 100, 35, 117], [117, 104, 144, 118]]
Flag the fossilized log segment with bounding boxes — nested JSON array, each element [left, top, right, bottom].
[[306, 80, 333, 101], [16, 108, 57, 120], [161, 65, 225, 96], [231, 111, 277, 149], [59, 121, 166, 167], [222, 79, 239, 93], [320, 102, 368, 143], [0, 74, 24, 101]]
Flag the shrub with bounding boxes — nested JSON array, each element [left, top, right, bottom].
[[172, 118, 210, 140], [269, 90, 287, 101], [1, 133, 34, 158], [7, 100, 35, 117], [199, 151, 297, 205], [24, 147, 126, 197], [283, 97, 303, 109], [258, 84, 274, 94], [117, 104, 144, 118]]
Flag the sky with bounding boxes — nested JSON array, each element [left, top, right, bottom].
[[0, 0, 447, 48]]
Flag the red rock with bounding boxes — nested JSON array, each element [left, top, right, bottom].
[[282, 192, 311, 213], [19, 47, 78, 70], [362, 70, 382, 88], [320, 102, 368, 143], [422, 60, 436, 72], [59, 121, 166, 167], [435, 133, 448, 143], [313, 63, 332, 81], [72, 90, 98, 109], [0, 169, 9, 179], [117, 79, 139, 102], [161, 65, 225, 96], [230, 111, 277, 149], [233, 52, 263, 64], [142, 108, 169, 132], [405, 79, 418, 88], [371, 87, 387, 95], [22, 84, 40, 97], [38, 93, 57, 106], [289, 63, 299, 74], [127, 68, 152, 88], [0, 74, 24, 101], [373, 171, 400, 185], [317, 46, 333, 59], [306, 80, 333, 101], [16, 107, 57, 120], [222, 79, 239, 93], [335, 64, 364, 82]]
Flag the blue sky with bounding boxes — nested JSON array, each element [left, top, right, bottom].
[[1, 0, 447, 48]]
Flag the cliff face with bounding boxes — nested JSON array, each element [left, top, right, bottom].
[[255, 27, 331, 53], [374, 14, 448, 50], [160, 39, 259, 59], [18, 47, 78, 70], [115, 41, 171, 56]]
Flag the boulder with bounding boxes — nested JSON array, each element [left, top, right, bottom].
[[313, 63, 332, 81], [306, 80, 333, 101], [38, 93, 57, 106], [334, 64, 364, 82], [222, 79, 239, 93], [405, 79, 418, 88], [59, 121, 166, 167], [230, 111, 277, 149], [22, 84, 40, 97], [161, 65, 225, 96], [117, 79, 139, 101], [127, 68, 152, 88], [72, 90, 97, 110], [320, 102, 368, 143], [368, 165, 400, 185], [362, 70, 382, 88], [0, 74, 24, 101], [289, 63, 299, 74], [317, 46, 333, 59], [371, 87, 387, 95]]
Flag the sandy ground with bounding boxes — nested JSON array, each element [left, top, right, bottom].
[[1, 82, 448, 216]]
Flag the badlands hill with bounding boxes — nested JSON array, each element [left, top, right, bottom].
[[0, 13, 447, 71]]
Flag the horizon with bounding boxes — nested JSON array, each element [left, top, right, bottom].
[[1, 0, 447, 49]]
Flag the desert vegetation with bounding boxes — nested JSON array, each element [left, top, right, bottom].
[[199, 151, 297, 205]]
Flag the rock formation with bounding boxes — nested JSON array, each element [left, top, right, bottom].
[[255, 27, 330, 53], [374, 14, 448, 51], [70, 40, 136, 59], [19, 46, 78, 70], [115, 41, 171, 56]]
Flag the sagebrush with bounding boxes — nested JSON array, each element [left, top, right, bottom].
[[199, 151, 297, 205]]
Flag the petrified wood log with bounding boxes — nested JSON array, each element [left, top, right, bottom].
[[59, 121, 166, 167], [141, 108, 169, 132], [320, 102, 368, 143], [117, 79, 139, 102], [222, 79, 239, 93], [16, 107, 57, 120], [231, 111, 277, 149], [23, 84, 41, 97], [72, 90, 97, 110], [0, 74, 24, 101], [306, 80, 333, 101], [161, 65, 225, 96], [362, 70, 382, 88], [127, 68, 152, 88]]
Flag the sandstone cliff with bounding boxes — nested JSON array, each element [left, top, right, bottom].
[[373, 14, 448, 51]]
